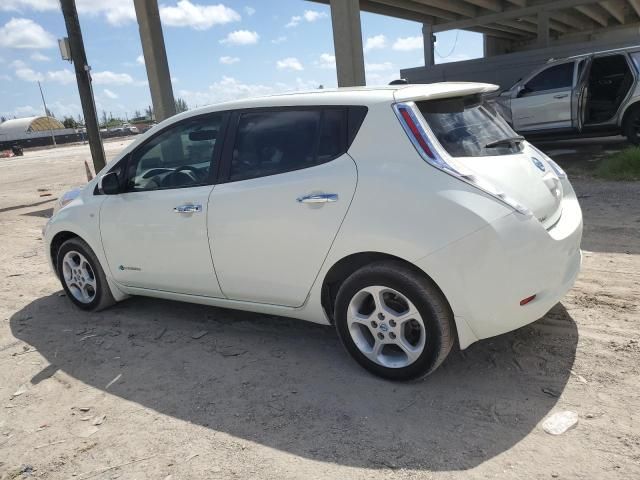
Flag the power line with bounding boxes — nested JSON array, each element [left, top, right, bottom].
[[435, 31, 459, 59]]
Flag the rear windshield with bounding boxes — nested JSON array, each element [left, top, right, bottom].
[[417, 95, 523, 157]]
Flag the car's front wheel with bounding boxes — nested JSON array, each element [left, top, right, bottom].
[[56, 237, 115, 311], [334, 261, 454, 381]]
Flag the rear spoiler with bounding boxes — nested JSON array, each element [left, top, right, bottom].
[[393, 82, 499, 103]]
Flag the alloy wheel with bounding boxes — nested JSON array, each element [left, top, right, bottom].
[[62, 250, 97, 304], [346, 286, 426, 368]]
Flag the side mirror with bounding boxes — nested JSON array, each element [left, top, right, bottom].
[[99, 172, 121, 195], [517, 86, 531, 98]]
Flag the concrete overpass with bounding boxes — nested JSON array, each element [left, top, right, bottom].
[[310, 0, 640, 86]]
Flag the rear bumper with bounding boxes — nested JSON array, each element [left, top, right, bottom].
[[416, 182, 582, 348]]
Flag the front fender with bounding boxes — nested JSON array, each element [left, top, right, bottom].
[[44, 192, 128, 302]]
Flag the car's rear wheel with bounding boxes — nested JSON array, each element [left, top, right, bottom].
[[334, 261, 454, 381], [56, 237, 115, 311]]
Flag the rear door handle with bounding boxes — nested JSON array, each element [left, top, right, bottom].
[[174, 204, 202, 213], [297, 193, 338, 204], [553, 94, 568, 99]]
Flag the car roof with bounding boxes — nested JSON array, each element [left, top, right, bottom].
[[550, 44, 640, 63], [173, 82, 498, 119]]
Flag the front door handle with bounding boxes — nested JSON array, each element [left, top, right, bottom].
[[553, 94, 569, 99], [297, 193, 338, 204], [174, 204, 202, 213]]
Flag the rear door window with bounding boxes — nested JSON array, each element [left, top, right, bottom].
[[229, 108, 346, 182], [418, 96, 523, 157]]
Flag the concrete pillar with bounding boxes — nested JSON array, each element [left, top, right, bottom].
[[134, 0, 176, 122], [483, 35, 514, 57], [329, 0, 366, 87], [423, 24, 435, 67], [537, 11, 550, 48]]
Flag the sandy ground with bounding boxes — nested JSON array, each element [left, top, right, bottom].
[[0, 139, 638, 479]]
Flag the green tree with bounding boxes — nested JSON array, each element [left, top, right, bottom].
[[174, 97, 189, 113], [62, 116, 78, 129]]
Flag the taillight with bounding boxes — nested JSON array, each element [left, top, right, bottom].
[[520, 295, 536, 306], [397, 107, 434, 159]]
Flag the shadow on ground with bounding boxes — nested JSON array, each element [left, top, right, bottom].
[[11, 295, 577, 471]]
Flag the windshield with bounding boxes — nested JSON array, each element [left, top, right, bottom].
[[417, 95, 523, 157]]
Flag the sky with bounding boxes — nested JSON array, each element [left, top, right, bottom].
[[0, 0, 483, 121]]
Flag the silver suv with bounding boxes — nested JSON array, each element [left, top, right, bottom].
[[495, 45, 640, 144]]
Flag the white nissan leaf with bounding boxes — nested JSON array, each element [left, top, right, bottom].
[[44, 83, 582, 380]]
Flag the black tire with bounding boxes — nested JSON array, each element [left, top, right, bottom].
[[623, 105, 640, 145], [334, 260, 454, 381], [55, 237, 115, 311]]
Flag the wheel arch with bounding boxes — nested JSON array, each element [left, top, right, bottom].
[[620, 99, 640, 129], [320, 251, 452, 327], [49, 230, 82, 278]]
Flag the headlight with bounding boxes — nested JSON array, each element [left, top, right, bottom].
[[54, 187, 83, 214]]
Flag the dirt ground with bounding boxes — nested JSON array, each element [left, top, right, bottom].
[[0, 138, 638, 479]]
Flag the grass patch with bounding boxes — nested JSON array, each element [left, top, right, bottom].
[[594, 147, 640, 180]]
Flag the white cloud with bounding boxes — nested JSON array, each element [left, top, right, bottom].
[[303, 10, 326, 22], [220, 30, 259, 45], [1, 0, 239, 29], [219, 56, 240, 64], [47, 100, 82, 118], [15, 67, 43, 82], [74, 0, 136, 26], [92, 71, 134, 85], [160, 1, 240, 30], [316, 53, 335, 70], [11, 105, 41, 117], [287, 9, 327, 27], [244, 6, 256, 16], [178, 76, 321, 106], [0, 0, 57, 12], [364, 34, 387, 52], [271, 36, 287, 44], [136, 54, 145, 65], [0, 74, 11, 81], [30, 51, 50, 61], [12, 64, 76, 84], [103, 88, 118, 99], [277, 57, 303, 71], [47, 69, 75, 84], [0, 18, 55, 49], [366, 62, 394, 72], [10, 59, 27, 69], [393, 36, 423, 51], [286, 16, 301, 28]]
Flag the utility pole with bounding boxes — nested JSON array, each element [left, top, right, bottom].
[[134, 0, 176, 122], [60, 0, 106, 172], [37, 80, 57, 147]]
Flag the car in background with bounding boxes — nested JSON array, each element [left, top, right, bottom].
[[44, 83, 582, 380], [494, 45, 640, 143]]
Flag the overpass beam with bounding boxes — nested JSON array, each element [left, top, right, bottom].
[[134, 0, 176, 122], [329, 0, 366, 87], [537, 11, 550, 47], [423, 23, 435, 67]]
